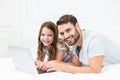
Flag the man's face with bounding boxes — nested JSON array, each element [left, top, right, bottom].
[[58, 22, 80, 46]]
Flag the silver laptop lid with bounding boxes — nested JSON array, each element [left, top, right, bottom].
[[8, 45, 40, 75]]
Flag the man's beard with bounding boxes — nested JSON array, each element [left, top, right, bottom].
[[73, 32, 80, 45], [68, 30, 80, 46]]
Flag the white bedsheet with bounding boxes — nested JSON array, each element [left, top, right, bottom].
[[0, 57, 120, 80]]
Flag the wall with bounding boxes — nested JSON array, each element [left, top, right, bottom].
[[24, 0, 120, 45], [0, 0, 120, 58], [0, 0, 24, 58]]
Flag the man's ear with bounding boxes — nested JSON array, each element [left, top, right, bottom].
[[75, 22, 80, 31]]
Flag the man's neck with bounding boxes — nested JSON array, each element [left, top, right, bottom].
[[75, 29, 82, 48]]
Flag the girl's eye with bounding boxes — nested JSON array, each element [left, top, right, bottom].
[[41, 34, 45, 36], [48, 35, 52, 36]]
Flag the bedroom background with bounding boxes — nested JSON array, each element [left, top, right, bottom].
[[0, 0, 120, 58]]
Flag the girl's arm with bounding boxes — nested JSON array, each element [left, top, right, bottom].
[[34, 59, 44, 69], [56, 50, 81, 66], [56, 50, 64, 61], [71, 54, 81, 66]]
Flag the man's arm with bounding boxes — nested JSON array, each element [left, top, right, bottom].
[[45, 55, 104, 73]]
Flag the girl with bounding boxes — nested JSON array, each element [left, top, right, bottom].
[[35, 21, 80, 71]]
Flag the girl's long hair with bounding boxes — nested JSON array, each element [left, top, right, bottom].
[[37, 21, 58, 61]]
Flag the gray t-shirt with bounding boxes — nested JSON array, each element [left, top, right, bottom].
[[72, 29, 120, 66], [57, 42, 72, 62]]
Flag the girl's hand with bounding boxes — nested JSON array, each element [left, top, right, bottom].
[[34, 60, 44, 70], [41, 60, 62, 72]]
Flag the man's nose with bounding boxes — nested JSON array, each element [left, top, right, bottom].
[[64, 33, 69, 39]]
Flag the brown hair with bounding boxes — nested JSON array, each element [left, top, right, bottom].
[[56, 14, 77, 26], [37, 21, 58, 61]]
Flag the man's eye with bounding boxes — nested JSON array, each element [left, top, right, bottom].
[[60, 33, 64, 36], [66, 29, 70, 32]]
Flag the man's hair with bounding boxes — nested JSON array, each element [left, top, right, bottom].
[[56, 14, 77, 26]]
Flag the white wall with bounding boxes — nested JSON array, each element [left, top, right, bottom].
[[0, 0, 24, 58], [0, 0, 120, 58]]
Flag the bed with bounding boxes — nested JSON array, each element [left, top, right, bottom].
[[0, 57, 120, 80]]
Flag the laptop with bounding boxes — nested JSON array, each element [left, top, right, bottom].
[[8, 45, 44, 75]]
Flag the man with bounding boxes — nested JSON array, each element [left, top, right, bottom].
[[42, 14, 120, 73]]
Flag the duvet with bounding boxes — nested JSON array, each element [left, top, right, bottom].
[[0, 57, 120, 80]]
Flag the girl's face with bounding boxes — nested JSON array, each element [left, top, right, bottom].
[[40, 27, 54, 48]]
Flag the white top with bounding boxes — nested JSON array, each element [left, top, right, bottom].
[[43, 46, 49, 62], [72, 29, 120, 66]]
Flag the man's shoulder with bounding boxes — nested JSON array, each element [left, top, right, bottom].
[[83, 29, 105, 38]]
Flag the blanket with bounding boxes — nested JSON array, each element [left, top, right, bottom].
[[0, 57, 120, 80]]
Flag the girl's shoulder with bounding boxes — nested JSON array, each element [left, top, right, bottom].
[[57, 38, 69, 51]]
